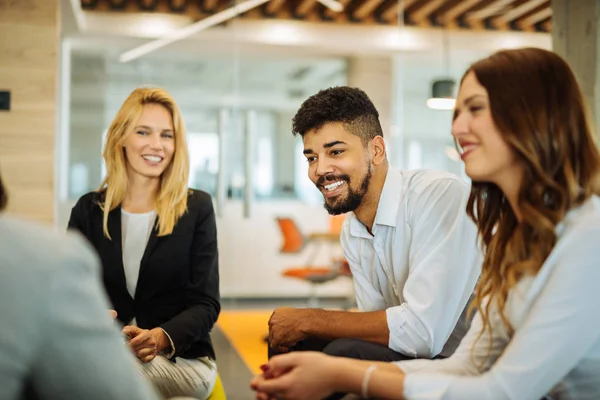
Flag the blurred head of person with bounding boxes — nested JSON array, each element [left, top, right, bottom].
[[292, 86, 387, 216], [100, 87, 190, 238], [452, 47, 600, 338], [0, 172, 7, 212]]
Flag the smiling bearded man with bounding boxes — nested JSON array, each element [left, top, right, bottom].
[[266, 86, 483, 399]]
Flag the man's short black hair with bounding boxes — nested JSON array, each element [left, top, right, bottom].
[[0, 172, 7, 212], [292, 86, 383, 145]]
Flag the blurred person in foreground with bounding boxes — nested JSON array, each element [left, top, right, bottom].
[[0, 172, 159, 399]]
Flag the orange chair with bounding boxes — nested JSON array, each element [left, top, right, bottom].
[[276, 217, 342, 253], [282, 267, 339, 283], [275, 215, 348, 306], [276, 217, 307, 253]]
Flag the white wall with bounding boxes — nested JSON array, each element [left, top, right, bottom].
[[216, 200, 351, 298]]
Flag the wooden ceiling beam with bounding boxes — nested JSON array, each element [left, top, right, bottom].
[[83, 0, 147, 12], [492, 0, 547, 25], [380, 2, 398, 23], [436, 0, 482, 27], [409, 0, 445, 26], [87, 0, 212, 19], [138, 0, 157, 8], [266, 0, 286, 14], [170, 0, 186, 8], [80, 0, 552, 32], [517, 5, 551, 30], [444, 0, 482, 20], [203, 0, 219, 11], [296, 0, 318, 17], [466, 0, 514, 21], [399, 0, 420, 10], [354, 0, 383, 20], [380, 0, 418, 23], [540, 17, 551, 32], [244, 5, 265, 19]]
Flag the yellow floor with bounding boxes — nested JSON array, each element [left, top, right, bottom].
[[216, 310, 271, 375]]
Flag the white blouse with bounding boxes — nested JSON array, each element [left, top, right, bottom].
[[396, 195, 600, 400], [121, 209, 155, 298]]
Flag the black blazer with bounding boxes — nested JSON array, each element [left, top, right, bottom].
[[68, 189, 220, 360]]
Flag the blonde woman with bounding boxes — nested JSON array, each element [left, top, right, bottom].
[[68, 88, 220, 399], [251, 48, 600, 399]]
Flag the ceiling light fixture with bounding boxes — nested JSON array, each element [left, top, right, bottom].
[[427, 80, 456, 110], [316, 0, 344, 12], [119, 0, 270, 63], [427, 25, 456, 111], [69, 0, 87, 31]]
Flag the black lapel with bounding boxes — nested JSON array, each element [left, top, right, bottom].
[[139, 217, 160, 275], [107, 206, 129, 294]]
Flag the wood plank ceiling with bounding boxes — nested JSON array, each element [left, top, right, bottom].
[[80, 0, 552, 33]]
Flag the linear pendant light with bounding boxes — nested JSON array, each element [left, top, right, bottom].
[[119, 0, 344, 63], [316, 0, 344, 12]]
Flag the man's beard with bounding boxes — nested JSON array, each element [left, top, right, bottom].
[[319, 165, 372, 215]]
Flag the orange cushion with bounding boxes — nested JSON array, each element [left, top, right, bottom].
[[282, 267, 334, 279]]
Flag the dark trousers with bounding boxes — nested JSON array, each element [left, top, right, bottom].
[[268, 338, 416, 399], [268, 337, 414, 362]]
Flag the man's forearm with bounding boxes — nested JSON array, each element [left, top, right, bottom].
[[300, 309, 389, 345]]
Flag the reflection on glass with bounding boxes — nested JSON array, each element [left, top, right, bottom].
[[188, 133, 219, 196], [403, 137, 466, 181], [255, 136, 274, 198], [69, 163, 89, 198], [294, 140, 322, 205]]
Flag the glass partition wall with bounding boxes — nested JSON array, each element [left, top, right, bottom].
[[58, 1, 354, 300], [58, 0, 551, 301]]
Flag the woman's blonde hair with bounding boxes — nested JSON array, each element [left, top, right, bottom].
[[462, 48, 600, 365], [99, 87, 190, 238]]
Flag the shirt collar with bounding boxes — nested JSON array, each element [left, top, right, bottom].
[[348, 169, 404, 238], [373, 169, 403, 228]]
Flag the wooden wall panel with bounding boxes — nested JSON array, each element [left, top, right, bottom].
[[0, 0, 57, 26], [552, 0, 600, 137], [0, 0, 59, 223]]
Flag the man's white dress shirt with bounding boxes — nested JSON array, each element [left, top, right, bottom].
[[341, 168, 482, 358]]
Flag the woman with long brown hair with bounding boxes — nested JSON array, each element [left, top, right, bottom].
[[68, 87, 220, 399], [250, 47, 600, 399]]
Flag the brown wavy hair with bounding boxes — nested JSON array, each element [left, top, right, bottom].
[[464, 48, 600, 360]]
